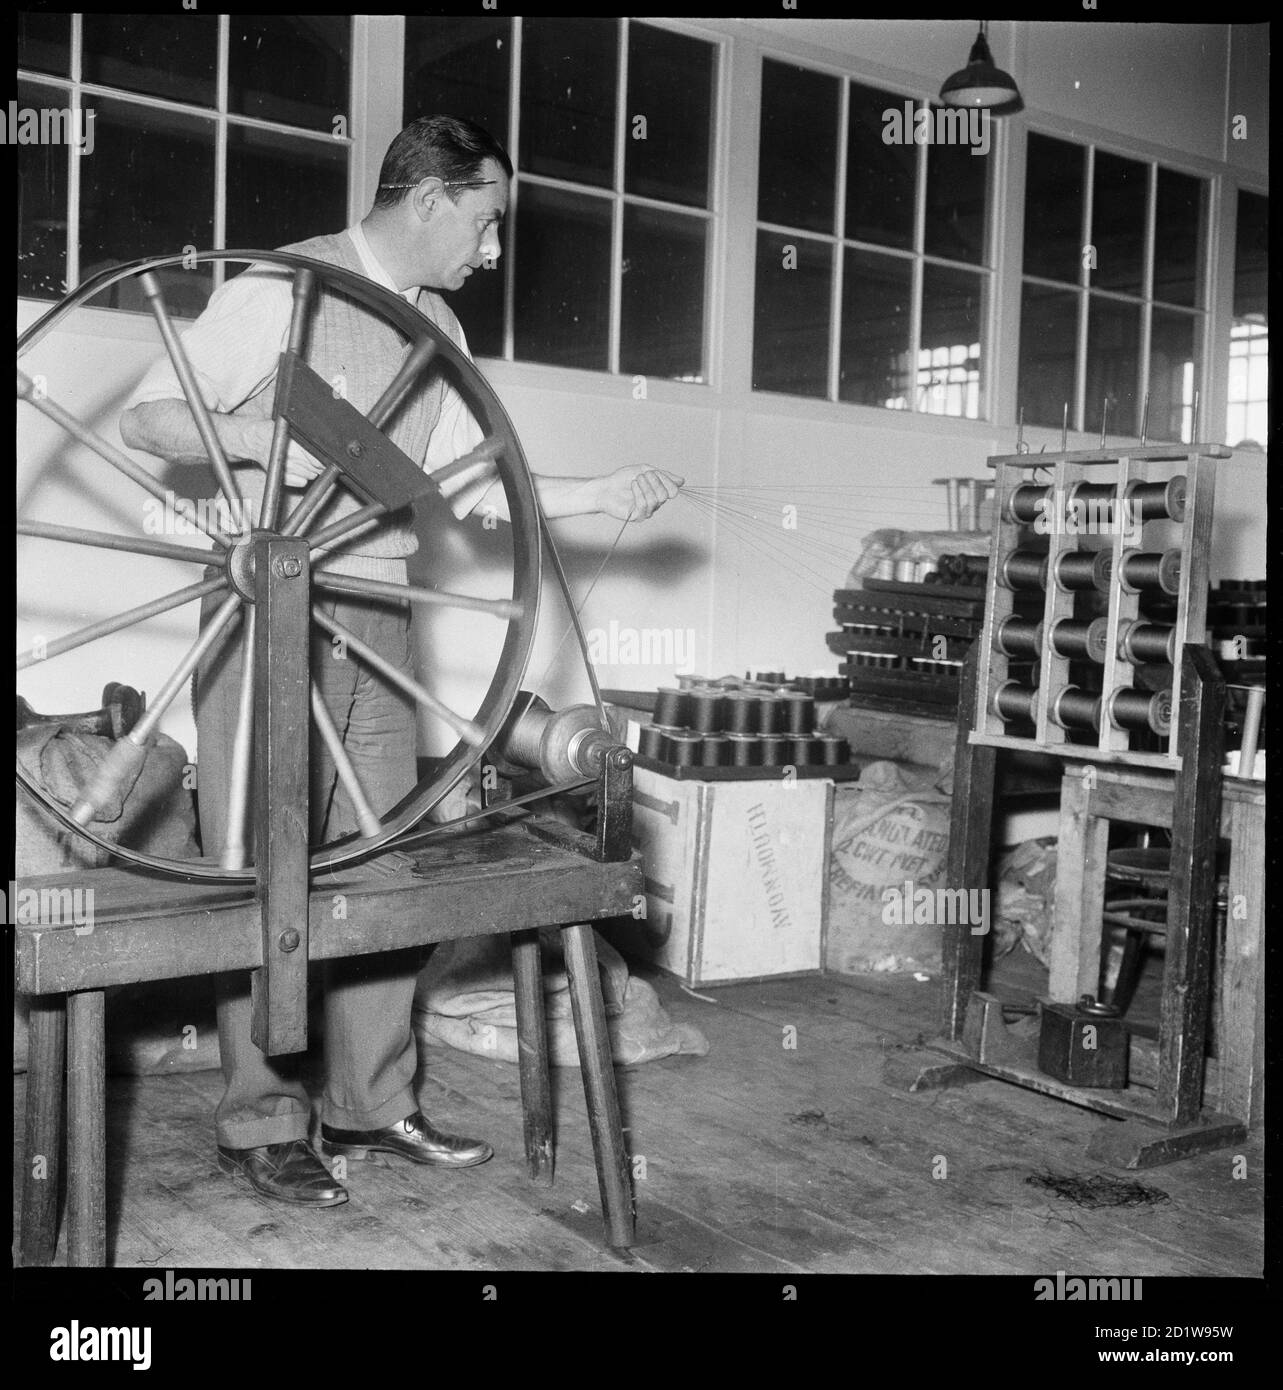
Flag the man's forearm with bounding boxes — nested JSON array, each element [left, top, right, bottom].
[[120, 398, 262, 469], [480, 474, 606, 523]]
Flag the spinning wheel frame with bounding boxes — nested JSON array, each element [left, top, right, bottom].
[[17, 249, 546, 882]]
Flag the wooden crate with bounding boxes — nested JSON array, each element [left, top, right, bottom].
[[610, 766, 833, 987]]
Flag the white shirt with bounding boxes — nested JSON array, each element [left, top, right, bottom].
[[128, 226, 497, 519]]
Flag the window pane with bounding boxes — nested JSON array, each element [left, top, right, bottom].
[[920, 264, 983, 417], [225, 127, 348, 253], [839, 249, 911, 407], [80, 98, 215, 315], [758, 60, 838, 234], [228, 16, 351, 134], [1234, 191, 1268, 320], [845, 83, 915, 251], [923, 110, 989, 266], [514, 185, 612, 370], [1149, 308, 1197, 443], [752, 232, 831, 397], [404, 16, 512, 139], [1084, 296, 1140, 436], [625, 23, 714, 209], [1024, 132, 1083, 284], [520, 18, 618, 189], [1091, 150, 1146, 296], [447, 253, 506, 358], [82, 14, 218, 107], [1018, 283, 1077, 428], [18, 11, 71, 77], [620, 206, 706, 380], [17, 80, 69, 299], [1152, 167, 1204, 308]]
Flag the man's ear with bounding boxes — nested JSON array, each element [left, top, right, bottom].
[[411, 177, 447, 221]]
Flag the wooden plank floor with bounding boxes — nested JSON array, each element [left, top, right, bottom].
[[13, 964, 1262, 1274]]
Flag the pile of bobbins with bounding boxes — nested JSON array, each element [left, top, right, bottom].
[[638, 679, 852, 773], [974, 442, 1226, 764]]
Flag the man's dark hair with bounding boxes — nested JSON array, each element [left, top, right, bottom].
[[373, 115, 512, 210]]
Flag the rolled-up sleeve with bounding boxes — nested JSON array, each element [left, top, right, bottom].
[[425, 324, 501, 521], [126, 268, 294, 413]]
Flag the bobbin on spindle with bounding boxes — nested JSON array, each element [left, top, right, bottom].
[[991, 681, 1040, 724], [999, 550, 1051, 590], [1118, 549, 1181, 595], [1050, 686, 1102, 731], [1118, 620, 1178, 665], [1052, 549, 1113, 594], [1107, 686, 1173, 735]]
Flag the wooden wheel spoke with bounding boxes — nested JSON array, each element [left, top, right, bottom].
[[311, 570, 523, 621], [16, 574, 227, 671], [432, 436, 504, 497], [281, 463, 342, 537], [17, 519, 225, 567], [258, 268, 316, 532], [311, 604, 485, 747], [219, 609, 257, 870], [304, 504, 387, 554], [310, 682, 383, 840], [137, 270, 247, 528], [367, 336, 439, 430], [16, 370, 234, 548], [70, 593, 243, 826]]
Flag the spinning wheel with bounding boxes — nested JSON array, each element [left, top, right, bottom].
[[17, 249, 544, 883]]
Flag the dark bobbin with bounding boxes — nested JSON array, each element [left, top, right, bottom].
[[999, 550, 1051, 590], [992, 681, 1040, 724], [1050, 617, 1109, 663], [1108, 687, 1172, 735], [1118, 620, 1177, 665], [1051, 686, 1102, 731], [1118, 549, 1181, 596], [1052, 549, 1113, 593]]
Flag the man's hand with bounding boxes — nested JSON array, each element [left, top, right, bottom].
[[120, 402, 326, 487], [595, 465, 684, 520], [236, 419, 327, 487]]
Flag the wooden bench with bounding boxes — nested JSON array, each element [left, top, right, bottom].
[[16, 820, 644, 1266]]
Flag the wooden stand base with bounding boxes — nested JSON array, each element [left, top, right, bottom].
[[883, 989, 1247, 1168]]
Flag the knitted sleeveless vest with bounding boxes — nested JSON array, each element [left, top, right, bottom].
[[228, 230, 465, 580]]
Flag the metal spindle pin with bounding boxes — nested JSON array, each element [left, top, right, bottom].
[[1139, 392, 1150, 446], [1061, 402, 1069, 453], [1016, 406, 1028, 454], [1190, 390, 1200, 445], [1099, 397, 1109, 449]]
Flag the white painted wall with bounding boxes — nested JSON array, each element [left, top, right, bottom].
[[17, 20, 1269, 768]]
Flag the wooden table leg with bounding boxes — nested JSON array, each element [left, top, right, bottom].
[[562, 923, 634, 1248], [20, 995, 66, 1267], [66, 990, 107, 1268], [511, 929, 554, 1185]]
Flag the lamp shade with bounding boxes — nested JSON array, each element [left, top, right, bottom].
[[939, 27, 1023, 112]]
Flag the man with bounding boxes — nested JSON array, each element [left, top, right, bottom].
[[120, 115, 682, 1207]]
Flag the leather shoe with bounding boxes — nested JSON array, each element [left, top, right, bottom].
[[321, 1113, 493, 1169], [217, 1138, 349, 1207]]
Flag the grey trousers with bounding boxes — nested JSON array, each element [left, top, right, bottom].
[[195, 585, 423, 1150]]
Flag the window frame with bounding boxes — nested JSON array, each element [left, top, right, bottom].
[[1017, 129, 1215, 442], [752, 54, 1002, 419], [17, 13, 363, 301], [399, 16, 725, 384]]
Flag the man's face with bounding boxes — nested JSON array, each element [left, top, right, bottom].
[[417, 157, 509, 292]]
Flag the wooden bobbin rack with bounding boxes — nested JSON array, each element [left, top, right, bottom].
[[887, 438, 1262, 1168]]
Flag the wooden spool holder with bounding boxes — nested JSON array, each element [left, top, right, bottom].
[[886, 442, 1253, 1167]]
